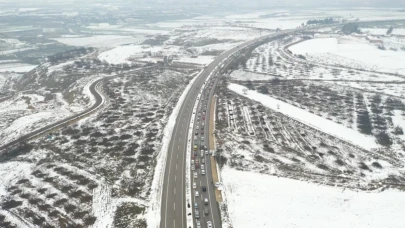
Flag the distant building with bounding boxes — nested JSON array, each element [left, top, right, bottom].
[[366, 36, 383, 44]]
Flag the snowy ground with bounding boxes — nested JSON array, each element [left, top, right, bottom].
[[222, 166, 405, 228], [228, 83, 378, 150], [52, 35, 145, 48], [288, 37, 405, 75], [0, 63, 37, 73]]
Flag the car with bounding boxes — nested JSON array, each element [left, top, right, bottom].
[[194, 172, 198, 178], [191, 159, 195, 164], [201, 169, 205, 175], [201, 159, 205, 164], [195, 131, 198, 135], [207, 221, 212, 228], [201, 164, 205, 170], [196, 125, 199, 130], [196, 220, 201, 228], [201, 130, 204, 134], [191, 165, 195, 171], [201, 151, 204, 157], [194, 202, 199, 209], [204, 208, 209, 216], [193, 182, 196, 189], [195, 159, 199, 165], [205, 150, 209, 155], [195, 209, 200, 219], [195, 191, 199, 197], [204, 198, 209, 205], [202, 186, 207, 192], [201, 136, 204, 142], [202, 116, 205, 120]]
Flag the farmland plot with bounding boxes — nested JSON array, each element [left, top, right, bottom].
[[0, 68, 196, 227]]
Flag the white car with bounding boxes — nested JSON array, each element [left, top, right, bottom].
[[201, 169, 205, 175], [204, 198, 209, 205], [201, 164, 205, 170], [205, 150, 209, 155], [193, 182, 196, 189], [196, 220, 201, 228], [200, 151, 204, 157], [201, 159, 205, 164], [194, 172, 198, 178], [191, 165, 195, 171], [195, 191, 199, 197], [207, 221, 212, 228]]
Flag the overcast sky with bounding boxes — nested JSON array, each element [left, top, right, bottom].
[[0, 0, 404, 8]]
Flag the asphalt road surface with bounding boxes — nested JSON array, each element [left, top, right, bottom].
[[160, 36, 267, 228], [0, 66, 157, 153]]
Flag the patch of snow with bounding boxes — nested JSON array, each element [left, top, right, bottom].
[[174, 56, 216, 65], [228, 83, 378, 150], [222, 166, 405, 228], [51, 35, 144, 48], [0, 162, 33, 197], [0, 63, 37, 73], [288, 37, 405, 74]]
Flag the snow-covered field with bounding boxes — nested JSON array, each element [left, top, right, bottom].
[[222, 166, 405, 228], [228, 83, 378, 150], [98, 45, 181, 64], [52, 35, 145, 48], [288, 37, 405, 75], [0, 63, 37, 73], [174, 56, 216, 65], [362, 28, 405, 36]]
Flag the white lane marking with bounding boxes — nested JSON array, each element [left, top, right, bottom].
[[174, 220, 175, 228], [164, 117, 182, 228], [175, 175, 177, 181], [177, 154, 178, 159], [176, 164, 177, 170], [174, 188, 176, 195], [178, 145, 180, 150], [174, 202, 176, 211]]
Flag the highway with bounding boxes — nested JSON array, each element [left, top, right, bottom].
[[160, 34, 273, 228]]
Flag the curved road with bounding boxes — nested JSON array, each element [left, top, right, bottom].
[[0, 77, 105, 153]]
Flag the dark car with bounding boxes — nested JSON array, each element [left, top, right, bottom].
[[202, 186, 207, 192]]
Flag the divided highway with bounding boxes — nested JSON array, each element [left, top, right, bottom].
[[160, 34, 276, 228]]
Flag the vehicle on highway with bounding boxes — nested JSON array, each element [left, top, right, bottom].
[[205, 150, 209, 155], [202, 116, 205, 120], [196, 220, 201, 228], [194, 172, 198, 178], [195, 131, 198, 135], [201, 136, 204, 142], [194, 145, 197, 151], [202, 186, 207, 192], [191, 165, 195, 171], [195, 191, 199, 197], [201, 164, 205, 170], [201, 169, 205, 175], [196, 125, 199, 129], [195, 209, 200, 219], [201, 151, 204, 157], [193, 182, 196, 188], [201, 158, 205, 164], [207, 221, 212, 228], [204, 198, 209, 205], [204, 208, 209, 216], [194, 202, 198, 209]]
